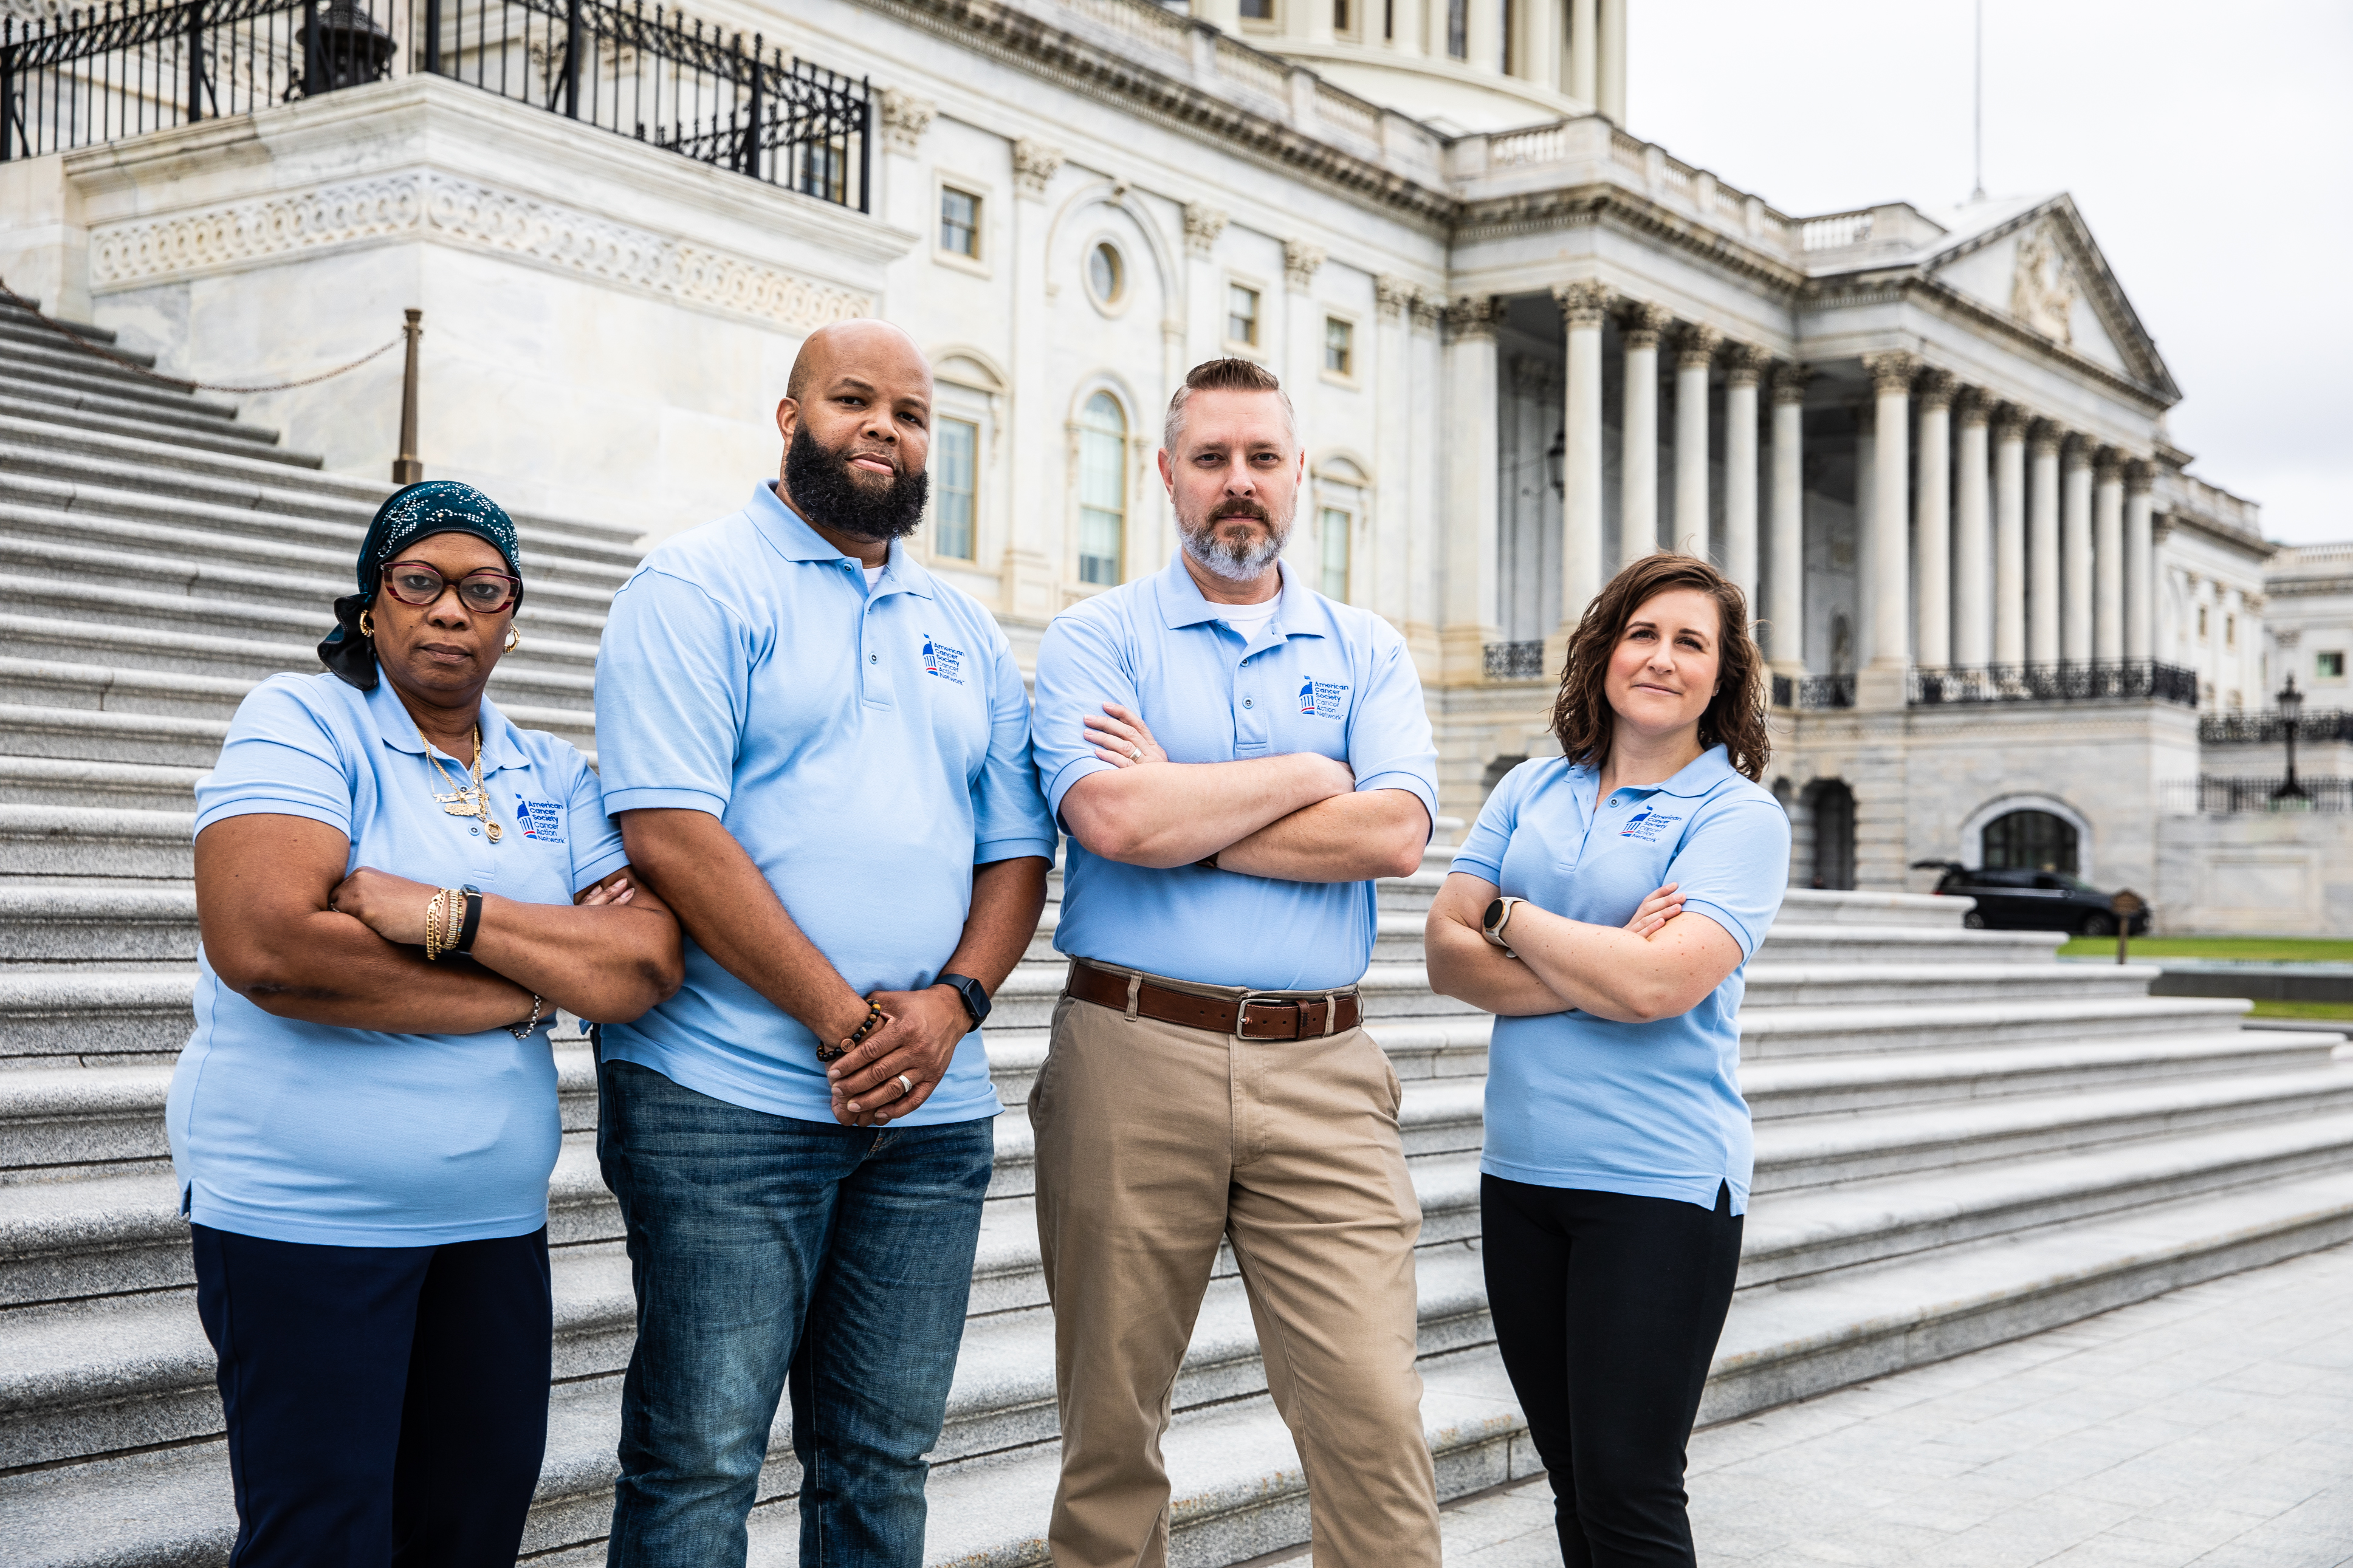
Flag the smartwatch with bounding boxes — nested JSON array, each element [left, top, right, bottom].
[[1482, 897, 1524, 959], [938, 972, 992, 1030]]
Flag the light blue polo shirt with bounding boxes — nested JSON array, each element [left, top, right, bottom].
[[1452, 746, 1789, 1214], [166, 672, 630, 1247], [1032, 553, 1438, 991], [593, 482, 1056, 1125]]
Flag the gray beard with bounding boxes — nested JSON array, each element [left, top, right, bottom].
[[1181, 514, 1291, 583]]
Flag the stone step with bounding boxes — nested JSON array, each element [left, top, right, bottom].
[[0, 608, 599, 683], [0, 970, 196, 1067], [1738, 960, 2160, 1009], [0, 883, 198, 964], [1755, 921, 2061, 966], [0, 339, 249, 425], [1737, 993, 2252, 1058], [0, 694, 593, 771], [0, 490, 636, 595], [0, 806, 193, 882], [1750, 1058, 2353, 1194], [0, 756, 210, 811], [0, 304, 135, 354], [0, 392, 315, 469], [0, 652, 596, 729], [0, 371, 275, 447]]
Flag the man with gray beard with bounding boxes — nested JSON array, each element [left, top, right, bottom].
[[1026, 357, 1443, 1567]]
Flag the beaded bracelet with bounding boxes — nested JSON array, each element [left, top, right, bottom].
[[816, 1001, 887, 1064]]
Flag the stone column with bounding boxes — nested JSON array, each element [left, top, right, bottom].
[[2027, 420, 2063, 665], [1596, 0, 1627, 122], [1391, 0, 1425, 55], [1854, 402, 1875, 668], [1282, 240, 1325, 393], [1182, 204, 1228, 368], [1861, 351, 1917, 691], [1003, 139, 1065, 621], [1553, 280, 1609, 655], [1672, 324, 1719, 556], [1373, 277, 1416, 631], [1442, 295, 1503, 683], [1722, 344, 1762, 611], [2061, 436, 2094, 664], [1618, 303, 1669, 568], [1521, 0, 1562, 89], [1913, 369, 1954, 669], [1568, 0, 1598, 101], [2093, 450, 2125, 662], [1465, 0, 1502, 69], [2123, 461, 2155, 662], [1768, 365, 1809, 683], [1993, 406, 2027, 665], [1952, 389, 1991, 667], [1194, 0, 1240, 32]]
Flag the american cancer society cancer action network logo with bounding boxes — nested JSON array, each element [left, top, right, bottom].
[[921, 632, 966, 684], [510, 795, 566, 843], [1296, 676, 1350, 719]]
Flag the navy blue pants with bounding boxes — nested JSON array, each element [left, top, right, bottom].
[[191, 1222, 554, 1568]]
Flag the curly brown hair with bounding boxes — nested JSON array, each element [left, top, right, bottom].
[[1550, 553, 1771, 782]]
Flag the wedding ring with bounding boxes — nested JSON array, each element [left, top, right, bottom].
[[1128, 745, 1142, 761], [896, 1073, 914, 1097]]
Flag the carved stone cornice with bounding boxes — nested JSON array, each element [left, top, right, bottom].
[[1953, 386, 1990, 425], [1282, 239, 1326, 291], [2028, 419, 2064, 456], [1722, 342, 1766, 388], [1012, 138, 1064, 199], [878, 88, 936, 156], [1443, 295, 1503, 340], [1861, 350, 1919, 396], [1770, 363, 1813, 405], [1552, 278, 1610, 326], [1620, 301, 1672, 350], [1914, 367, 1957, 408], [1182, 202, 1228, 258], [1676, 323, 1722, 371]]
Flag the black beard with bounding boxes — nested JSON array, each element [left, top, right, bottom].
[[784, 423, 930, 542]]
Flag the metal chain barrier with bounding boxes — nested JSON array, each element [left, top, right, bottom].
[[1, 275, 405, 394]]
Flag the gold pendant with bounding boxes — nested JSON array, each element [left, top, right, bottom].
[[436, 790, 482, 818], [485, 820, 503, 843]]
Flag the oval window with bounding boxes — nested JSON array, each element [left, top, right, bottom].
[[1087, 242, 1125, 308]]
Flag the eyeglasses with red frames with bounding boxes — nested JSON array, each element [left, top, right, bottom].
[[379, 561, 524, 614]]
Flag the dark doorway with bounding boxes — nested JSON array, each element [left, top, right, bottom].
[[1805, 779, 1855, 890], [1981, 809, 2080, 876]]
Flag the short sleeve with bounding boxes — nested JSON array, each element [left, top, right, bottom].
[[1029, 608, 1138, 823], [971, 632, 1059, 866], [1448, 759, 1531, 886], [194, 676, 357, 839], [1344, 629, 1439, 835], [593, 568, 750, 818], [563, 751, 633, 893], [1663, 788, 1793, 960]]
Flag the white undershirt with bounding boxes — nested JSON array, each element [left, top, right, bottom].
[[864, 564, 885, 592], [1214, 590, 1282, 634]]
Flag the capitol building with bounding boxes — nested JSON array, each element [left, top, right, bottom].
[[4, 0, 2343, 926]]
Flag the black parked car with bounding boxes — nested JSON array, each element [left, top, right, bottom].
[[1912, 861, 2154, 936]]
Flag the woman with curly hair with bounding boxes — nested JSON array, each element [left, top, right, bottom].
[[1425, 552, 1788, 1567]]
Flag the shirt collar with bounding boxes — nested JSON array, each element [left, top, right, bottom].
[[746, 480, 936, 601], [1152, 552, 1322, 645], [1604, 744, 1740, 800], [367, 676, 529, 774]]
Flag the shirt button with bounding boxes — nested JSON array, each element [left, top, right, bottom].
[[869, 653, 879, 664], [1243, 697, 1254, 708]]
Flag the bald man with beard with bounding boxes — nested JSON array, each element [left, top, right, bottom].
[[592, 321, 1056, 1566]]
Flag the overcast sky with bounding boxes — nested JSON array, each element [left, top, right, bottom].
[[1629, 1, 2353, 546]]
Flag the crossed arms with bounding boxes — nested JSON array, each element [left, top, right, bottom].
[[1424, 871, 1742, 1025]]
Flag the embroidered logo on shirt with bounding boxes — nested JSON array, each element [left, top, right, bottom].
[[1296, 676, 1350, 719], [921, 633, 966, 685], [1618, 807, 1683, 843], [512, 795, 566, 843]]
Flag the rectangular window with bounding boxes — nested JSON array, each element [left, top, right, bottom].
[[1500, 0, 1513, 72], [938, 188, 980, 259], [1078, 426, 1125, 586], [933, 417, 977, 560], [1319, 506, 1351, 600], [1333, 0, 1349, 30], [2320, 651, 2346, 680], [1324, 317, 1353, 377], [2226, 614, 2237, 648], [1384, 0, 1393, 38], [1447, 0, 1466, 57], [1227, 284, 1260, 347], [1239, 0, 1274, 16], [2197, 606, 2208, 639]]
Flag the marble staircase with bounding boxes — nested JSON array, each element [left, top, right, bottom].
[[5, 293, 2353, 1567]]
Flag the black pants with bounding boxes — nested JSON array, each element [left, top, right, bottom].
[[1482, 1177, 1743, 1568], [191, 1222, 554, 1567]]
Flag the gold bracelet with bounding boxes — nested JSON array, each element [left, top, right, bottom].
[[425, 890, 447, 960], [442, 887, 465, 953]]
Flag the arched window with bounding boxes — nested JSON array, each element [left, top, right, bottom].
[[1077, 392, 1126, 586], [1982, 810, 2079, 875], [1805, 779, 1855, 891]]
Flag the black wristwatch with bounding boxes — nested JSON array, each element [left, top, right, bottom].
[[937, 972, 991, 1030]]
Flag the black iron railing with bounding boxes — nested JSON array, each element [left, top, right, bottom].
[[2201, 709, 2353, 745], [1483, 640, 1545, 681], [1797, 673, 1855, 710], [1, 0, 869, 212], [1908, 661, 2198, 708], [2174, 776, 2353, 813]]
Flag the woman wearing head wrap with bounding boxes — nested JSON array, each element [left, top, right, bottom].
[[167, 481, 682, 1566]]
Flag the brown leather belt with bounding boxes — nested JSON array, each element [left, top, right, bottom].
[[1063, 957, 1360, 1041]]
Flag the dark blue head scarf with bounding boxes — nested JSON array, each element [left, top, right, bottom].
[[318, 480, 525, 690]]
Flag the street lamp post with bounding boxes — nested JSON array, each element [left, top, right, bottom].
[[2272, 674, 2310, 804]]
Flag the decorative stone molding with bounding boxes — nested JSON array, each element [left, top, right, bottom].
[[2275, 627, 2301, 649], [1675, 323, 1722, 370], [1770, 362, 1813, 405], [1374, 274, 1415, 320], [1282, 239, 1326, 290], [2010, 221, 2078, 345], [1552, 279, 1609, 325], [1181, 202, 1228, 258], [2028, 419, 2064, 456], [1953, 386, 1990, 425], [1619, 301, 1672, 349], [1408, 290, 1443, 331], [84, 172, 872, 332], [878, 89, 936, 156], [2125, 459, 2155, 494], [1915, 367, 1957, 407], [1443, 294, 1503, 340], [2063, 433, 2097, 467], [1861, 349, 1919, 395], [1012, 139, 1065, 198], [2095, 447, 2125, 479], [1993, 403, 2030, 440], [1722, 341, 1766, 387]]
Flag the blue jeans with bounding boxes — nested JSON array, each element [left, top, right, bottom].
[[596, 1056, 994, 1568]]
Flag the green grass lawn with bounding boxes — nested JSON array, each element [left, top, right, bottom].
[[2247, 999, 2353, 1021], [2056, 936, 2353, 964]]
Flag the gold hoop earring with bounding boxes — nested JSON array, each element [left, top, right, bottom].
[[359, 609, 376, 638], [504, 625, 520, 653]]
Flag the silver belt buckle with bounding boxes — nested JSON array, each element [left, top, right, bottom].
[[1236, 993, 1300, 1041]]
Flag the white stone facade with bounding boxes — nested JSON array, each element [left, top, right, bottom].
[[2, 0, 2343, 928]]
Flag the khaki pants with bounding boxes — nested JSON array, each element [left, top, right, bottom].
[[1029, 987, 1443, 1568]]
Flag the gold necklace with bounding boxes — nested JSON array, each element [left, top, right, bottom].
[[425, 725, 503, 843]]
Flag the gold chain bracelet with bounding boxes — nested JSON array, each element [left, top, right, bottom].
[[424, 889, 448, 961]]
